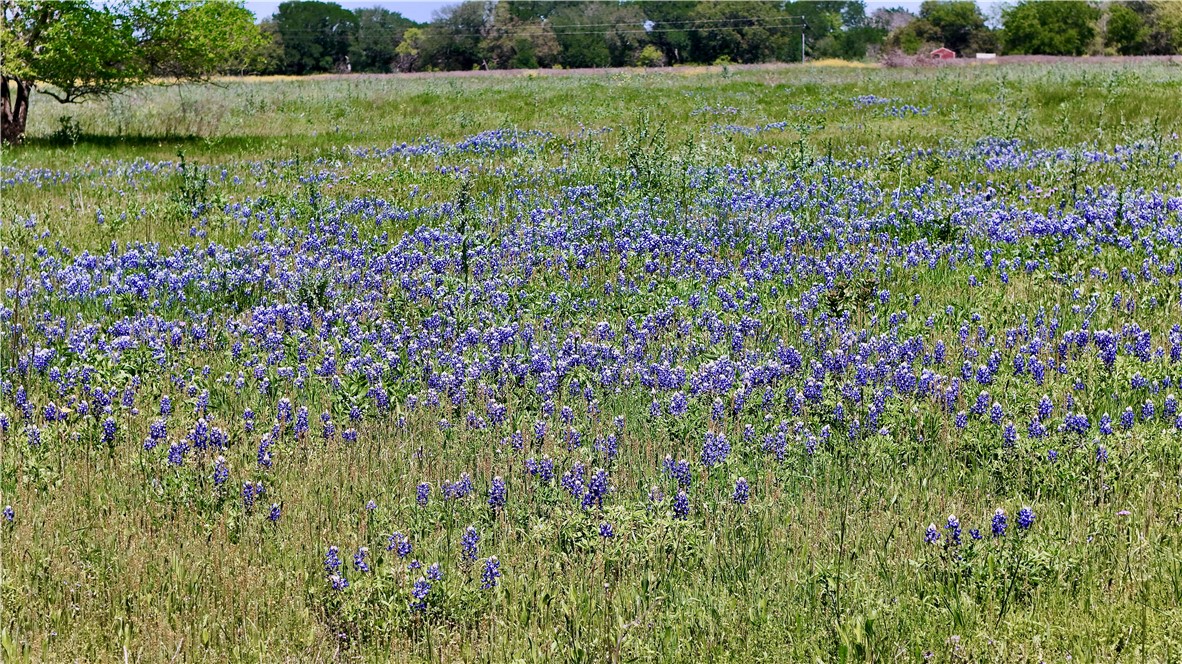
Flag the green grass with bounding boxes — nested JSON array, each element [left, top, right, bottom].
[[3, 62, 1182, 662]]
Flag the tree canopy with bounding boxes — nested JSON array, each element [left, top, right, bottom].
[[1, 0, 263, 144], [274, 0, 358, 74], [351, 7, 417, 72], [1002, 1, 1100, 56]]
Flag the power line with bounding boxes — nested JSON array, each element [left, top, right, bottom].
[[270, 15, 811, 37]]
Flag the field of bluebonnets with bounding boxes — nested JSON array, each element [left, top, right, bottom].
[[4, 62, 1182, 662]]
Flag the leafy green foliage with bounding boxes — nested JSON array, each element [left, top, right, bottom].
[[0, 1, 263, 143], [481, 1, 561, 70], [919, 0, 989, 54], [349, 7, 417, 73], [551, 1, 649, 68], [1002, 1, 1101, 56], [274, 0, 357, 74], [1106, 3, 1148, 56]]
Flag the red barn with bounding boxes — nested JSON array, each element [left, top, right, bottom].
[[930, 47, 956, 59]]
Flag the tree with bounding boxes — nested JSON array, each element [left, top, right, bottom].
[[1, 0, 263, 144], [688, 1, 794, 64], [350, 7, 417, 73], [395, 27, 427, 72], [1106, 3, 1147, 55], [479, 1, 560, 69], [871, 6, 917, 34], [918, 0, 990, 54], [886, 18, 942, 54], [791, 2, 885, 60], [253, 19, 288, 74], [550, 2, 648, 68], [274, 1, 358, 74], [1002, 1, 1100, 56], [420, 2, 489, 71], [635, 44, 667, 67], [641, 1, 698, 64], [1134, 1, 1182, 54]]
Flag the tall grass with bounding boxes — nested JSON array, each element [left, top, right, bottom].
[[3, 63, 1182, 662]]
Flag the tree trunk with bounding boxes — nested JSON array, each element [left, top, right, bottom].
[[1, 76, 33, 145]]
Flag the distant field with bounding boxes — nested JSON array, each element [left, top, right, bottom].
[[3, 63, 1182, 662]]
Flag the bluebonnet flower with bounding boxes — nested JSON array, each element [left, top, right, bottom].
[[268, 503, 281, 522], [324, 546, 342, 574], [329, 574, 349, 591], [353, 547, 370, 572], [167, 441, 188, 466], [1037, 395, 1053, 421], [1099, 413, 1113, 436], [582, 468, 609, 510], [461, 525, 480, 561], [410, 577, 430, 611], [599, 522, 614, 538], [1120, 407, 1135, 431], [991, 509, 1008, 537], [732, 477, 750, 505], [700, 431, 730, 468], [969, 529, 982, 540], [1047, 449, 1058, 462], [1096, 445, 1108, 463], [365, 499, 377, 511], [1027, 419, 1047, 439], [257, 435, 273, 468], [561, 462, 586, 498], [945, 514, 962, 545], [444, 473, 474, 500], [416, 482, 430, 506], [3, 506, 13, 523], [672, 490, 689, 520], [594, 434, 619, 461], [388, 532, 412, 558], [924, 523, 940, 544], [26, 426, 40, 447], [488, 476, 507, 510], [662, 456, 693, 488], [426, 562, 443, 582], [212, 456, 229, 486], [159, 395, 171, 417], [1017, 506, 1035, 531], [481, 557, 501, 590], [243, 481, 263, 511], [1142, 400, 1155, 421], [295, 407, 309, 436], [149, 419, 167, 441], [101, 417, 117, 444]]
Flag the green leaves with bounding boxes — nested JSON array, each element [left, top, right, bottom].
[[32, 3, 141, 104], [2, 1, 264, 143]]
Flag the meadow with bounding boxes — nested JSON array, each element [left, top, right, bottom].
[[3, 62, 1182, 662]]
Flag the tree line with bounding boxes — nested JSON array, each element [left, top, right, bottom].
[[254, 0, 1182, 75], [4, 1, 1182, 144]]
